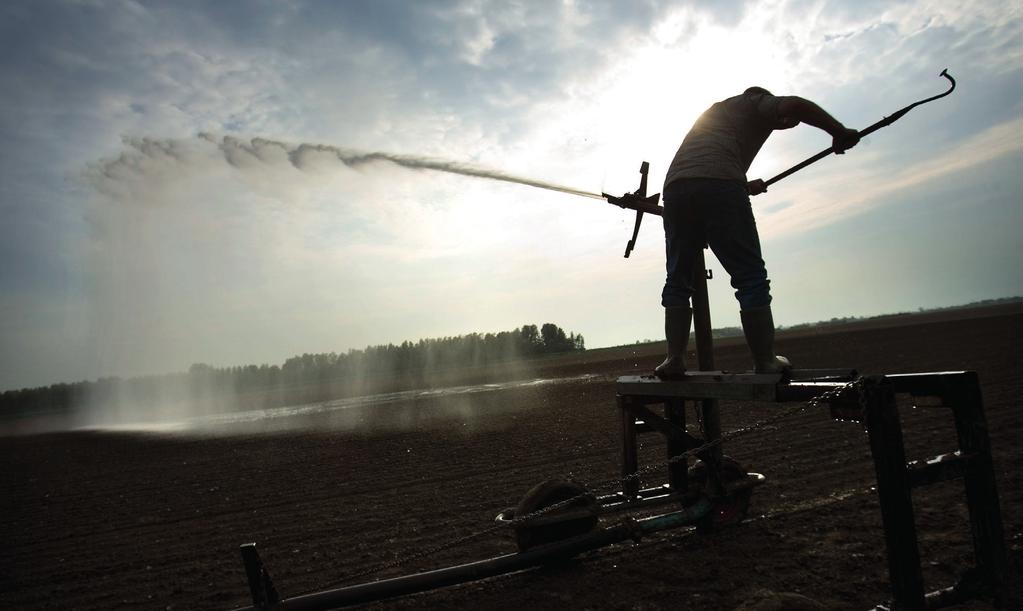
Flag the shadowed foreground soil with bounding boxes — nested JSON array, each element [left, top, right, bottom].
[[1, 305, 1021, 610]]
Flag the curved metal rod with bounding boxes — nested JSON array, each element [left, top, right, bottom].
[[859, 68, 956, 138], [901, 68, 956, 112], [913, 68, 956, 107], [762, 69, 956, 189]]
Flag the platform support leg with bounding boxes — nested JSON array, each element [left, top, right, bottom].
[[691, 249, 723, 473], [619, 395, 640, 498], [665, 398, 688, 492], [699, 398, 724, 495], [863, 376, 925, 609]]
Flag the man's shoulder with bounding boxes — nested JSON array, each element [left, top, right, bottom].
[[723, 90, 781, 123], [723, 90, 769, 108]]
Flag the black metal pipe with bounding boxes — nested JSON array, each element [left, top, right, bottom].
[[691, 249, 723, 472], [691, 249, 715, 371], [232, 501, 712, 611]]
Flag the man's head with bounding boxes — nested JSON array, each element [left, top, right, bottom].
[[744, 86, 773, 96]]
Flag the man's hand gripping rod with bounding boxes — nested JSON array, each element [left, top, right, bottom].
[[602, 161, 663, 258], [753, 69, 956, 192]]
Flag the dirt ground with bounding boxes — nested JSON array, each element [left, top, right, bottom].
[[2, 304, 1021, 610]]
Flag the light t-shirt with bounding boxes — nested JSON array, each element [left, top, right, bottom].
[[663, 91, 786, 188]]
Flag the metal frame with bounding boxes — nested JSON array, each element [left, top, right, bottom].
[[232, 370, 1008, 611], [866, 372, 1010, 610], [232, 502, 715, 611], [610, 368, 856, 513], [613, 371, 1009, 610]]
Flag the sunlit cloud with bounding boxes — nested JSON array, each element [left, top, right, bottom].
[[2, 0, 1022, 389]]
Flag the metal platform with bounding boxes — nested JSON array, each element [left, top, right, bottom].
[[613, 369, 858, 501]]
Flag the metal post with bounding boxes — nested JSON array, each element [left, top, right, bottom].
[[862, 376, 925, 609], [619, 395, 640, 498], [692, 248, 724, 494], [665, 398, 688, 492], [691, 249, 715, 372], [240, 543, 280, 611]]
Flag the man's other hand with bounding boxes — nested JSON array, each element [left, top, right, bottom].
[[747, 179, 767, 196], [832, 127, 860, 154]]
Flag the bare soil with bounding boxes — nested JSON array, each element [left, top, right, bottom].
[[2, 303, 1021, 610]]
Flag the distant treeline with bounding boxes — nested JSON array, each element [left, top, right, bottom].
[[781, 296, 1023, 331], [1, 323, 585, 418], [629, 296, 1023, 345]]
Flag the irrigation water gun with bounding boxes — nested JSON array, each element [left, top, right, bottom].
[[602, 161, 662, 258], [600, 69, 956, 258]]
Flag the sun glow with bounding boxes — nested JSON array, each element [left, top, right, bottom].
[[555, 7, 798, 196], [465, 5, 811, 271]]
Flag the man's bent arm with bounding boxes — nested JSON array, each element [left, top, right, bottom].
[[777, 96, 859, 152], [777, 97, 845, 134]]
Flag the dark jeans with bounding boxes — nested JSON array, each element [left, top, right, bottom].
[[661, 178, 772, 310]]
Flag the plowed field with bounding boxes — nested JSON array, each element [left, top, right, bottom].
[[2, 304, 1021, 610]]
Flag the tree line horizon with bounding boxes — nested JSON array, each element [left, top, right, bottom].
[[1, 322, 585, 417], [3, 296, 1018, 419]]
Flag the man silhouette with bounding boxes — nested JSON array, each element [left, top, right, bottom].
[[656, 87, 859, 378]]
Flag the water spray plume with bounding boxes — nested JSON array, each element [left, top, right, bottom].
[[97, 133, 604, 200]]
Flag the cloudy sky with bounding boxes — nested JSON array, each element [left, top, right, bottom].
[[2, 0, 1021, 390]]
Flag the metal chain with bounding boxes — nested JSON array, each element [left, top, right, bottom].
[[332, 377, 863, 585]]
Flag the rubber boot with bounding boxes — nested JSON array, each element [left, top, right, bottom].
[[740, 305, 792, 373], [654, 306, 692, 379]]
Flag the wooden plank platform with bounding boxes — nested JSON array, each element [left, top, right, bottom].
[[617, 372, 782, 401], [616, 369, 857, 403]]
